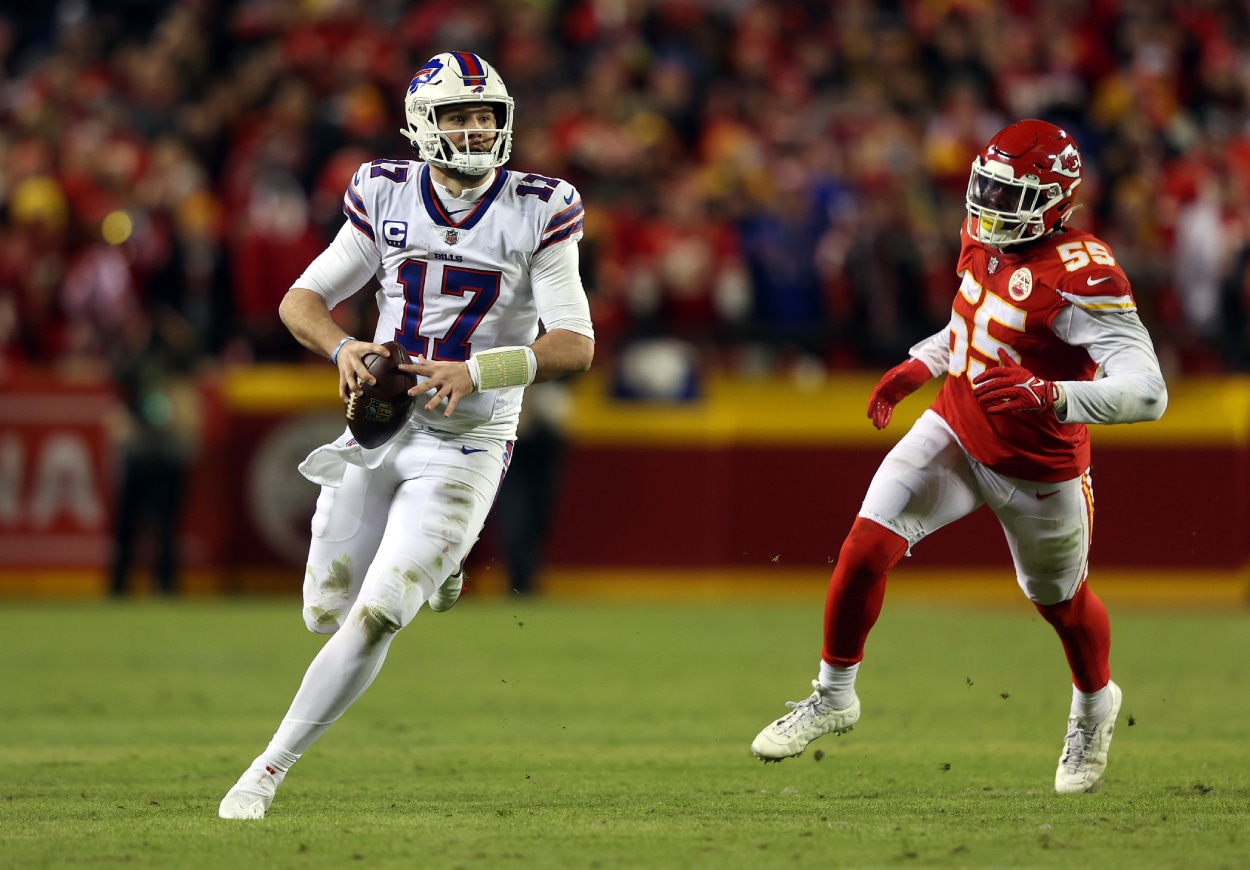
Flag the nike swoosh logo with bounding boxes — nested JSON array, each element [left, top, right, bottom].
[[1086, 276, 1112, 286], [461, 445, 489, 455], [563, 191, 575, 204], [1036, 490, 1061, 500]]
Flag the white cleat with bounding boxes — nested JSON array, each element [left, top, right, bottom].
[[428, 570, 464, 613], [751, 680, 861, 761], [1055, 680, 1123, 794], [218, 762, 284, 819]]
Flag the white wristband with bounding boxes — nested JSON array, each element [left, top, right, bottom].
[[1053, 383, 1068, 418], [466, 346, 537, 392]]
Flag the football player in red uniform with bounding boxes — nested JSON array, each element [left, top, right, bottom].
[[750, 120, 1168, 794]]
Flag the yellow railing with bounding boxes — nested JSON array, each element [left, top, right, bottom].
[[220, 366, 1250, 447]]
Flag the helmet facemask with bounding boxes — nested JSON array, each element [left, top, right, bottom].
[[400, 53, 515, 176], [965, 157, 1072, 247]]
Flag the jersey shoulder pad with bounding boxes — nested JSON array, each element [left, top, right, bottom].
[[1046, 231, 1136, 312], [531, 175, 584, 253], [346, 159, 420, 201], [342, 162, 378, 242], [503, 170, 578, 206], [342, 159, 419, 243]]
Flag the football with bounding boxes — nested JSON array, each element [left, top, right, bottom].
[[345, 341, 415, 449]]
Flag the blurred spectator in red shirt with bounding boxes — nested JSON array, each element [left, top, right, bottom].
[[228, 171, 325, 361]]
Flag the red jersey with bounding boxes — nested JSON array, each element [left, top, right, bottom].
[[930, 225, 1136, 482]]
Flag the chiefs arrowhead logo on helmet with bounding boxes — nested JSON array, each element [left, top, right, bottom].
[[1052, 144, 1082, 178]]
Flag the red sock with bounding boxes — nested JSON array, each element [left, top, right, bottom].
[[1034, 581, 1111, 693], [822, 518, 908, 667]]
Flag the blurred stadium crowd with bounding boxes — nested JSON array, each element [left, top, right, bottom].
[[3, 0, 1250, 389]]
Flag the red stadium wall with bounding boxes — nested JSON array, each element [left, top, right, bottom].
[[0, 378, 234, 592], [540, 375, 1250, 575], [548, 443, 1247, 570], [1, 368, 1247, 598]]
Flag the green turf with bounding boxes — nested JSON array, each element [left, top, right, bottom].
[[1, 597, 1247, 869]]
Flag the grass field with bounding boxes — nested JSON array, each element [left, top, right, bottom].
[[1, 595, 1247, 869]]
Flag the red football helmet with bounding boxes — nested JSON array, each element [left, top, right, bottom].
[[965, 120, 1083, 248]]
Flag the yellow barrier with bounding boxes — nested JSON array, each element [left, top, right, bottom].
[[219, 366, 1250, 446]]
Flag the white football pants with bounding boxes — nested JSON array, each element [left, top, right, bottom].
[[302, 427, 510, 632], [262, 427, 510, 761], [859, 410, 1094, 606]]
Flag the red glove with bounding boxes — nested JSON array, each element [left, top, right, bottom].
[[972, 349, 1059, 415], [867, 357, 932, 430]]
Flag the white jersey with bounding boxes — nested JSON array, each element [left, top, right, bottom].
[[294, 159, 594, 440]]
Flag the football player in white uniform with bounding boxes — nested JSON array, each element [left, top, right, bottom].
[[219, 51, 594, 819]]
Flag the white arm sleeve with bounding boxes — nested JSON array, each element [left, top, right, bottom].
[[530, 240, 595, 340], [290, 221, 381, 309], [1050, 306, 1168, 424], [908, 326, 952, 377]]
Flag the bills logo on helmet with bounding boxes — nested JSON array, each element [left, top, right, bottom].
[[408, 59, 445, 93], [1052, 144, 1081, 177]]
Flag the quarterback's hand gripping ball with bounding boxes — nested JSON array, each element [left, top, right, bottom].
[[973, 349, 1060, 415], [346, 341, 416, 448]]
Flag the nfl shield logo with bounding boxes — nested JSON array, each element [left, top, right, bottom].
[[444, 229, 459, 246], [987, 256, 999, 275]]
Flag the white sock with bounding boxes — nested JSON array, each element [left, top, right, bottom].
[[817, 661, 859, 710], [1071, 683, 1111, 725], [269, 609, 399, 758], [253, 740, 300, 779]]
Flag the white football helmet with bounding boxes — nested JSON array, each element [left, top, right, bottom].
[[400, 51, 514, 176]]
